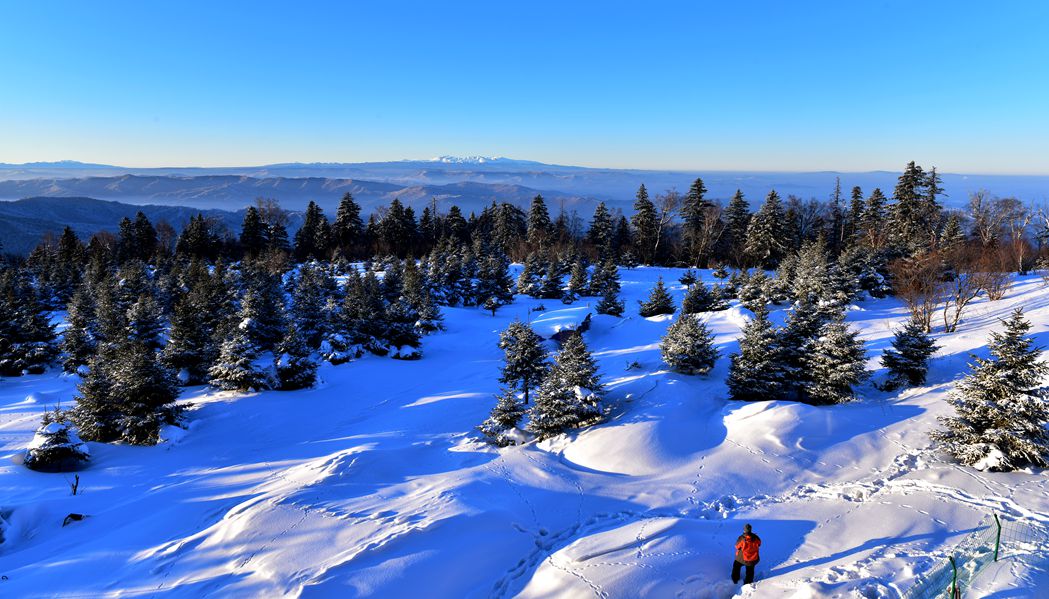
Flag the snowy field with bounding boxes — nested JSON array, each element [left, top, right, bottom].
[[2, 267, 1049, 598]]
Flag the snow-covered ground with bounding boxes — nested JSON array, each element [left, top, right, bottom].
[[2, 267, 1048, 598]]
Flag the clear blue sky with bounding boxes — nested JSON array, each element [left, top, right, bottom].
[[1, 1, 1047, 173]]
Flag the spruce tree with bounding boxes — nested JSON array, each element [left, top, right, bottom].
[[932, 309, 1049, 471], [537, 260, 564, 299], [567, 260, 589, 296], [111, 336, 180, 444], [527, 194, 552, 249], [125, 293, 165, 351], [681, 178, 711, 264], [631, 184, 659, 264], [727, 308, 787, 402], [799, 315, 868, 405], [333, 192, 364, 257], [477, 387, 526, 446], [294, 201, 332, 261], [61, 284, 97, 374], [516, 252, 544, 297], [208, 324, 272, 392], [661, 314, 719, 374], [239, 206, 268, 259], [24, 408, 90, 472], [881, 316, 939, 389], [587, 202, 615, 257], [274, 323, 318, 390], [498, 320, 548, 405], [596, 286, 625, 317], [682, 279, 727, 313], [527, 333, 604, 440], [638, 277, 676, 317], [745, 190, 786, 269], [723, 190, 752, 267]]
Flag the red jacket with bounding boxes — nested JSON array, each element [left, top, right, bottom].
[[735, 533, 761, 565]]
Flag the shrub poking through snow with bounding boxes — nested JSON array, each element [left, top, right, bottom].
[[24, 408, 90, 472], [478, 387, 526, 446], [638, 277, 675, 317], [660, 314, 719, 375], [527, 333, 604, 440], [881, 315, 939, 389], [932, 309, 1049, 472]]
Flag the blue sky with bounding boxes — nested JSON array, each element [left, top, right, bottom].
[[1, 1, 1047, 173]]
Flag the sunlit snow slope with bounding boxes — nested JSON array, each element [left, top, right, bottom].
[[2, 268, 1049, 598]]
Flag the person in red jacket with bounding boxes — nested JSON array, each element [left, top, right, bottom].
[[732, 523, 761, 584]]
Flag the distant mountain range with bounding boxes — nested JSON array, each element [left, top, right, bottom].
[[2, 157, 1048, 254], [0, 197, 252, 256], [1, 157, 1047, 212]]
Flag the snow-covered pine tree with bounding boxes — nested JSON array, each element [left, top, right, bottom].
[[881, 315, 939, 389], [567, 260, 589, 296], [595, 286, 625, 317], [778, 298, 828, 395], [125, 293, 165, 351], [537, 260, 564, 299], [110, 336, 181, 444], [274, 323, 318, 390], [660, 314, 719, 374], [474, 251, 514, 306], [477, 387, 526, 446], [745, 190, 787, 269], [727, 308, 787, 402], [736, 270, 770, 313], [527, 332, 604, 440], [208, 298, 273, 392], [638, 277, 676, 317], [799, 315, 868, 405], [498, 320, 548, 405], [24, 408, 90, 472], [61, 283, 96, 374], [681, 279, 727, 313], [587, 259, 621, 296], [240, 267, 286, 351], [291, 263, 329, 348], [384, 298, 422, 358], [71, 345, 122, 442], [679, 269, 698, 287], [516, 252, 544, 297], [932, 309, 1049, 471]]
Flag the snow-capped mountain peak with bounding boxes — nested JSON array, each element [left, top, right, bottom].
[[428, 155, 508, 164]]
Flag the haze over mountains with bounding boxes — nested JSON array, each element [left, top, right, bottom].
[[2, 157, 1048, 255]]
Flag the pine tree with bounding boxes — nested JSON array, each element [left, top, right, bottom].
[[723, 190, 752, 267], [860, 188, 888, 247], [745, 190, 786, 268], [631, 185, 659, 264], [527, 194, 552, 249], [567, 260, 588, 296], [778, 298, 828, 391], [110, 337, 181, 444], [596, 286, 625, 317], [939, 213, 965, 251], [291, 263, 329, 348], [208, 324, 272, 392], [682, 279, 727, 313], [24, 408, 90, 472], [125, 293, 165, 351], [727, 308, 787, 402], [474, 251, 514, 306], [680, 178, 711, 264], [239, 206, 268, 258], [477, 387, 526, 446], [240, 268, 286, 350], [498, 320, 548, 405], [881, 315, 939, 389], [516, 252, 544, 296], [294, 201, 332, 261], [587, 259, 620, 297], [537, 260, 564, 299], [61, 284, 96, 374], [527, 333, 604, 440], [661, 314, 719, 374], [332, 192, 364, 257], [274, 323, 318, 390], [587, 202, 615, 257], [638, 277, 676, 317], [932, 309, 1049, 471], [679, 269, 698, 287], [799, 315, 868, 405]]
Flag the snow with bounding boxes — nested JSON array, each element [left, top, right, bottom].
[[1, 268, 1049, 597]]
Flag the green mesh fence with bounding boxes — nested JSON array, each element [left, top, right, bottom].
[[903, 514, 1043, 599]]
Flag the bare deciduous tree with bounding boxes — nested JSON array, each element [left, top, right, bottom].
[[890, 252, 944, 332]]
